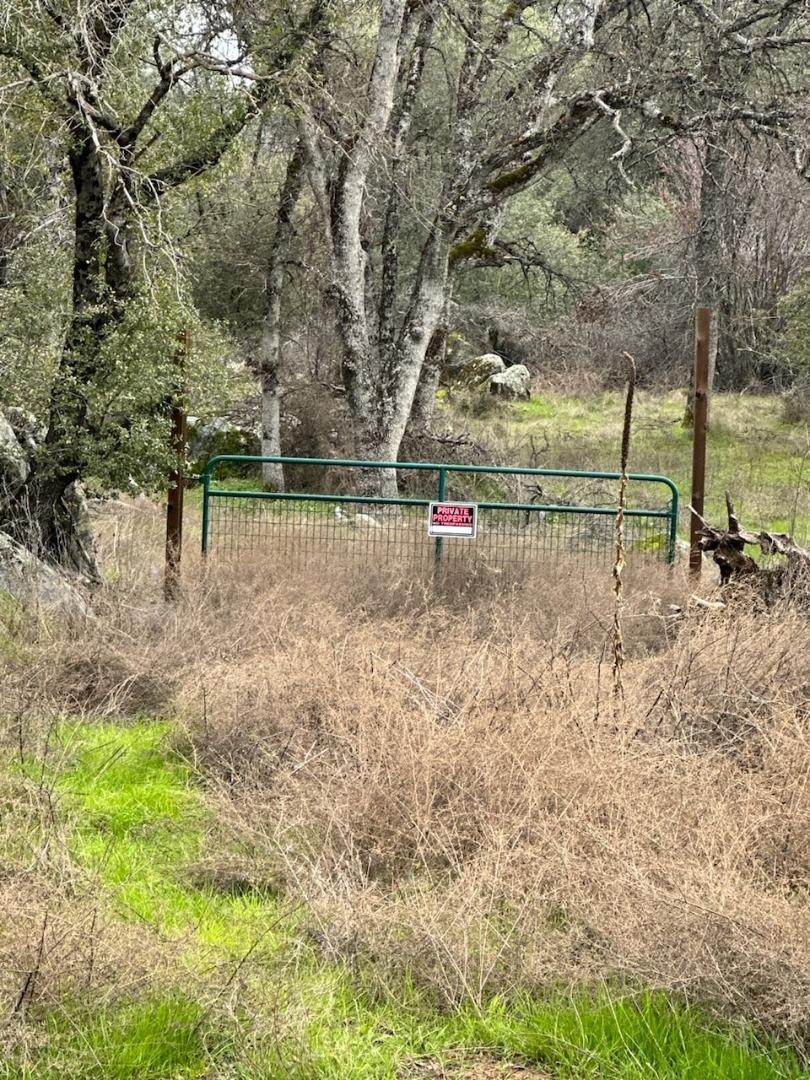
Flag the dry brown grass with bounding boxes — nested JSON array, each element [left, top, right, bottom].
[[2, 503, 810, 1047], [176, 578, 810, 1043], [0, 874, 171, 1015], [403, 1051, 550, 1078]]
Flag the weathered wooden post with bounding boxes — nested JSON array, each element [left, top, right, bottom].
[[164, 330, 190, 601], [690, 308, 711, 575]]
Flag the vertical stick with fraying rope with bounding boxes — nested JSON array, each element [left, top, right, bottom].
[[612, 353, 637, 715]]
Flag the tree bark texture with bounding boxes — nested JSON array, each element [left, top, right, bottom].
[[15, 127, 114, 567], [407, 320, 449, 435], [261, 143, 307, 490]]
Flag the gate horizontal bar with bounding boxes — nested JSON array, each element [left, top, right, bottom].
[[206, 488, 673, 519], [203, 453, 680, 500]]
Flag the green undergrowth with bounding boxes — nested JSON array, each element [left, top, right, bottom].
[[502, 390, 810, 540], [16, 721, 283, 949], [5, 720, 808, 1079], [10, 995, 216, 1080]]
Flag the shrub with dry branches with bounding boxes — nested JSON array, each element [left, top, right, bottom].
[[2, 504, 809, 1048]]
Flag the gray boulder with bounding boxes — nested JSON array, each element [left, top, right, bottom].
[[187, 416, 261, 468], [5, 407, 45, 454], [0, 412, 29, 498], [0, 531, 88, 618], [453, 353, 507, 389], [443, 333, 478, 379], [489, 364, 531, 401]]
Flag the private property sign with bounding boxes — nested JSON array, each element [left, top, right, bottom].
[[428, 502, 478, 539]]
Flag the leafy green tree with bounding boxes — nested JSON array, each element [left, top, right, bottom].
[[0, 0, 315, 566]]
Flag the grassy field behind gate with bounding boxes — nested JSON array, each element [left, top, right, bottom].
[[197, 390, 810, 543], [497, 391, 810, 539]]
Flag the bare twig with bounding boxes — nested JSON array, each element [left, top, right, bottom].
[[612, 353, 637, 716]]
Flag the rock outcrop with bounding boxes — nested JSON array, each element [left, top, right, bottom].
[[450, 354, 532, 401], [0, 406, 100, 601], [0, 531, 88, 618], [0, 412, 29, 497], [452, 353, 507, 389], [489, 364, 531, 400]]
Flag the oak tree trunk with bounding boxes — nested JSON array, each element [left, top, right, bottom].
[[261, 143, 306, 490], [406, 321, 448, 435], [14, 129, 110, 575]]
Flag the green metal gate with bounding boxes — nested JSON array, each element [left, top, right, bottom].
[[201, 455, 679, 571]]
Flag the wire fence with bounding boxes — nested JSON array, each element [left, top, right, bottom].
[[201, 456, 680, 579]]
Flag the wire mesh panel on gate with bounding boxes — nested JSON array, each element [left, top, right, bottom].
[[201, 456, 680, 575], [206, 495, 436, 570]]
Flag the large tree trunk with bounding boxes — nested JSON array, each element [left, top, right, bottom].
[[351, 413, 404, 498], [260, 381, 283, 487], [305, 0, 664, 493], [3, 0, 280, 577], [12, 127, 129, 580], [261, 143, 306, 490], [16, 131, 106, 568], [346, 224, 450, 492], [349, 300, 448, 495], [406, 319, 448, 435], [320, 0, 410, 492]]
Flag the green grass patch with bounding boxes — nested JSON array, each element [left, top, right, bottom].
[[6, 995, 216, 1080], [226, 985, 809, 1078], [41, 722, 284, 950]]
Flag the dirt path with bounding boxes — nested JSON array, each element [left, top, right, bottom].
[[403, 1052, 551, 1078]]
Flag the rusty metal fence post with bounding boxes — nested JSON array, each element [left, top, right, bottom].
[[689, 308, 711, 574], [164, 330, 190, 601]]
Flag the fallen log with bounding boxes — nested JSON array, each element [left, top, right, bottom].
[[688, 493, 810, 601]]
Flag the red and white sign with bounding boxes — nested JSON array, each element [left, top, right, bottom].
[[428, 502, 478, 539]]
